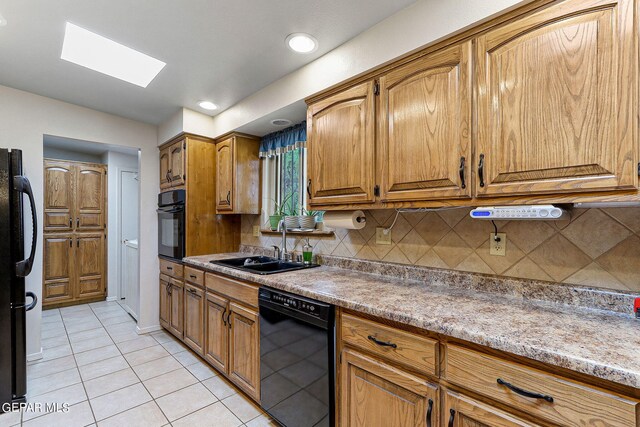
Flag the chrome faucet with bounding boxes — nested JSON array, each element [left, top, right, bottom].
[[277, 219, 292, 261]]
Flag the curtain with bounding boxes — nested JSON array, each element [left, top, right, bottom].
[[259, 121, 306, 158]]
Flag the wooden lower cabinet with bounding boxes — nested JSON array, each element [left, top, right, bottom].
[[159, 274, 171, 328], [43, 234, 74, 304], [228, 302, 260, 401], [184, 283, 205, 354], [444, 390, 539, 427], [204, 291, 229, 372], [169, 279, 184, 338], [340, 349, 438, 427], [75, 233, 105, 299]]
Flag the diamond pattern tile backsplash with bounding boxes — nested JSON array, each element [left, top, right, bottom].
[[241, 207, 640, 292]]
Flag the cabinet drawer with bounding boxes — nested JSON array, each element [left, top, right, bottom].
[[445, 344, 640, 427], [341, 313, 438, 377], [184, 267, 204, 288], [160, 258, 183, 279], [205, 273, 258, 308]]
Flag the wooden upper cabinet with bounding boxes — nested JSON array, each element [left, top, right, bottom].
[[75, 233, 105, 300], [475, 0, 637, 197], [380, 41, 473, 201], [341, 349, 438, 427], [43, 161, 74, 232], [307, 80, 376, 206], [216, 139, 234, 212], [169, 140, 185, 187], [215, 134, 260, 214], [159, 147, 171, 190], [444, 390, 541, 427], [75, 164, 105, 231]]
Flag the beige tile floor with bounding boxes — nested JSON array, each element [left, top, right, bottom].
[[0, 301, 278, 427]]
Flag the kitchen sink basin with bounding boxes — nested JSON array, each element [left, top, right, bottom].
[[210, 256, 320, 275]]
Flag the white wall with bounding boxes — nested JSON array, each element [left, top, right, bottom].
[[158, 0, 526, 141], [102, 151, 139, 302], [0, 84, 159, 359], [43, 146, 104, 163]]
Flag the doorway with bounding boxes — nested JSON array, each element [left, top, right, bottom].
[[119, 169, 139, 319]]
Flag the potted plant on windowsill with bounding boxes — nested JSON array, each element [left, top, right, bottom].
[[268, 193, 292, 231], [299, 208, 319, 230], [284, 206, 299, 230]]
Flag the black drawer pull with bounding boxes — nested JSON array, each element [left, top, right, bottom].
[[448, 409, 455, 427], [367, 335, 397, 349], [190, 275, 197, 279], [166, 266, 173, 271], [459, 156, 466, 189], [497, 378, 554, 403], [478, 154, 485, 187], [426, 398, 433, 427]]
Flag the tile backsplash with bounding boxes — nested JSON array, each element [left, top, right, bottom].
[[241, 207, 640, 292]]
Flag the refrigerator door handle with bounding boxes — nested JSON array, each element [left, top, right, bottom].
[[13, 175, 37, 278], [24, 292, 37, 311]]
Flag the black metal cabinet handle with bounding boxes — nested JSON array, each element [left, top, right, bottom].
[[448, 409, 455, 427], [166, 283, 172, 295], [222, 308, 227, 326], [478, 154, 485, 187], [25, 292, 38, 311], [226, 190, 231, 205], [497, 378, 554, 403], [367, 335, 397, 349], [69, 238, 72, 247], [76, 218, 79, 228], [459, 156, 466, 189], [69, 218, 72, 228], [187, 288, 197, 295], [190, 275, 197, 279], [426, 399, 433, 427], [166, 266, 173, 271], [307, 179, 312, 198], [227, 311, 232, 329]]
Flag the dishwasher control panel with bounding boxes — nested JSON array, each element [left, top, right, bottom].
[[259, 288, 331, 320]]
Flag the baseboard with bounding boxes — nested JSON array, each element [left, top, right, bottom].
[[106, 296, 118, 302], [136, 324, 162, 335], [27, 349, 43, 362]]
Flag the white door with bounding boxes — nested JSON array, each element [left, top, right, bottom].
[[119, 170, 139, 319]]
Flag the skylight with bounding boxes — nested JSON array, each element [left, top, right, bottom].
[[61, 22, 166, 88]]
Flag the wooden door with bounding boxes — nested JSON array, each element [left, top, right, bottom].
[[42, 234, 74, 305], [307, 80, 376, 206], [475, 0, 637, 197], [159, 147, 171, 189], [379, 41, 472, 201], [228, 302, 259, 401], [169, 140, 185, 187], [43, 160, 74, 232], [184, 283, 205, 355], [169, 279, 184, 338], [340, 349, 438, 427], [205, 291, 229, 372], [444, 390, 541, 427], [216, 138, 234, 212], [159, 274, 171, 328], [75, 233, 105, 300], [75, 164, 105, 231]]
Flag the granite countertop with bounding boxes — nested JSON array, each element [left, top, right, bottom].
[[184, 253, 640, 390]]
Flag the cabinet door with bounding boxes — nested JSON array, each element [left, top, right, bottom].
[[475, 0, 636, 197], [169, 140, 185, 187], [307, 81, 376, 206], [75, 233, 105, 299], [170, 279, 184, 338], [43, 161, 74, 232], [228, 302, 259, 401], [42, 234, 74, 305], [159, 147, 171, 190], [216, 138, 234, 212], [444, 390, 541, 427], [184, 283, 205, 355], [341, 349, 438, 427], [379, 41, 472, 201], [75, 164, 105, 231], [159, 274, 171, 328], [205, 292, 229, 372]]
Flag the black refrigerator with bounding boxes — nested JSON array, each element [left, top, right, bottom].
[[0, 148, 38, 411]]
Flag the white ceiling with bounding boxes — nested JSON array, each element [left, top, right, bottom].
[[44, 134, 139, 156], [0, 0, 415, 125]]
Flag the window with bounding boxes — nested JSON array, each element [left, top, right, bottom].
[[261, 147, 307, 223]]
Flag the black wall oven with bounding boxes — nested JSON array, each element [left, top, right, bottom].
[[157, 189, 185, 260]]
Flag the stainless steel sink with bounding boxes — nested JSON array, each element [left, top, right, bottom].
[[210, 256, 320, 275]]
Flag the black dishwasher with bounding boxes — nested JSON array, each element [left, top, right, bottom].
[[259, 287, 335, 427]]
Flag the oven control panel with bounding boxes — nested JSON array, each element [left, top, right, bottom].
[[259, 288, 331, 321]]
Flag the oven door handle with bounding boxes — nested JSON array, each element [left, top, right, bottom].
[[156, 207, 184, 214]]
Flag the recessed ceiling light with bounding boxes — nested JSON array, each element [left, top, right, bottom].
[[61, 22, 166, 88], [271, 119, 292, 126], [0, 13, 6, 27], [198, 101, 218, 111], [285, 33, 318, 54]]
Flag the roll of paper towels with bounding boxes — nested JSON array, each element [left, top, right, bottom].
[[322, 211, 366, 230]]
